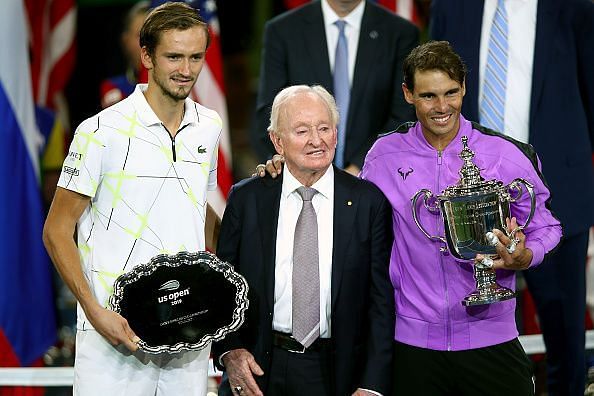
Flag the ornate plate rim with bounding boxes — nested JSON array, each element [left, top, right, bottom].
[[108, 251, 249, 354]]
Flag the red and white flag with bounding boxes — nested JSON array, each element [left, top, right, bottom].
[[24, 0, 76, 110], [24, 0, 76, 173], [375, 0, 422, 26], [189, 0, 233, 217]]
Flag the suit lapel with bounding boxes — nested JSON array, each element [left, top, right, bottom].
[[331, 168, 357, 311], [257, 175, 283, 314], [303, 3, 333, 91], [530, 0, 559, 127], [350, 3, 380, 132]]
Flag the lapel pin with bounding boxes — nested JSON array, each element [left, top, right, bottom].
[[369, 30, 378, 39], [347, 201, 352, 206]]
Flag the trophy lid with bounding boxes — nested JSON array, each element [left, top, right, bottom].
[[442, 136, 503, 197]]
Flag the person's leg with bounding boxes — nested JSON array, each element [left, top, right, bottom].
[[74, 329, 160, 396], [266, 347, 289, 396], [267, 346, 332, 396], [157, 343, 211, 396], [392, 342, 455, 396], [523, 232, 588, 396], [453, 339, 534, 396]]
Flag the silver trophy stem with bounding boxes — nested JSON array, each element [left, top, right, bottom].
[[463, 263, 515, 306]]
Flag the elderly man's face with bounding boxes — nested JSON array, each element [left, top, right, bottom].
[[270, 92, 337, 184]]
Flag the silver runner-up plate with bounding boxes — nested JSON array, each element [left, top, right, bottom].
[[109, 251, 248, 354]]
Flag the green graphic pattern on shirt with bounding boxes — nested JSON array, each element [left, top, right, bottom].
[[117, 112, 140, 138], [59, 92, 221, 324]]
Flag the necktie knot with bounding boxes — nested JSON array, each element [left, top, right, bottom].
[[334, 19, 346, 34], [296, 186, 318, 202]]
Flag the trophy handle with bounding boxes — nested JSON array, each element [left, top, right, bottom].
[[411, 189, 447, 243], [507, 178, 536, 233]]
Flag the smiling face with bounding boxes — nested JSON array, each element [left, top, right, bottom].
[[403, 69, 466, 150], [270, 91, 337, 186], [141, 26, 207, 102]]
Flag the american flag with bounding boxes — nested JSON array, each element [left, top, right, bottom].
[[192, 0, 233, 217], [24, 0, 76, 110], [24, 0, 76, 180]]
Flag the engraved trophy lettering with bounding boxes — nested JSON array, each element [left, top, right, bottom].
[[411, 136, 536, 306]]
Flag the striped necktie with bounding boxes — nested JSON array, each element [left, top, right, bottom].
[[333, 20, 349, 168], [480, 0, 508, 132]]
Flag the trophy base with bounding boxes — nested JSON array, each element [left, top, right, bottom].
[[462, 285, 515, 306]]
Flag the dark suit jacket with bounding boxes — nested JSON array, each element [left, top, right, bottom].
[[213, 167, 395, 396], [251, 0, 419, 167], [430, 0, 594, 236]]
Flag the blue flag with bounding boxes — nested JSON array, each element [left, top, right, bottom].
[[0, 1, 56, 366]]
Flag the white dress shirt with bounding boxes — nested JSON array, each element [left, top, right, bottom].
[[273, 166, 334, 338], [479, 0, 537, 143], [322, 0, 366, 87]]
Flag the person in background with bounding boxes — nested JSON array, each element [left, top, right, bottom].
[[100, 1, 149, 109], [251, 0, 419, 175], [43, 3, 221, 395], [214, 85, 394, 396], [431, 1, 594, 394]]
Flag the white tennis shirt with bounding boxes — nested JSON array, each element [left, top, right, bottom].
[[58, 84, 221, 330]]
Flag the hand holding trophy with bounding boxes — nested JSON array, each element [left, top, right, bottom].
[[412, 136, 536, 306], [478, 216, 533, 271]]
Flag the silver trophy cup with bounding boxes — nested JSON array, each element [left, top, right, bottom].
[[411, 136, 536, 306]]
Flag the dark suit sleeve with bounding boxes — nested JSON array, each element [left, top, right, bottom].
[[359, 192, 395, 394], [351, 21, 419, 168], [212, 186, 245, 370], [250, 20, 285, 162]]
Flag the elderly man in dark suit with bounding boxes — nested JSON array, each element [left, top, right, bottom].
[[251, 0, 418, 175], [214, 85, 394, 396], [431, 1, 594, 394]]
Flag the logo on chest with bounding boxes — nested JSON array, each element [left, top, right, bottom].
[[397, 167, 414, 180]]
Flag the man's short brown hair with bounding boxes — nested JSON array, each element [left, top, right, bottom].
[[140, 1, 210, 57], [403, 41, 467, 91]]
